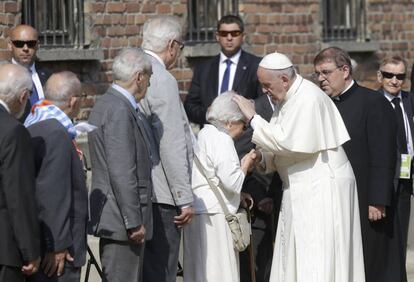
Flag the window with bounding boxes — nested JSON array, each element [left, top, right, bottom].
[[22, 0, 84, 48], [187, 0, 239, 44], [322, 0, 366, 42]]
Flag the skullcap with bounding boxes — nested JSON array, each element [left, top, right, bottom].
[[259, 52, 293, 70]]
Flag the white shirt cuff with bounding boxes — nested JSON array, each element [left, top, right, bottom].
[[250, 115, 259, 130]]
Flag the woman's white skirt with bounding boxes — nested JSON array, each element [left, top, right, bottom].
[[183, 213, 239, 282]]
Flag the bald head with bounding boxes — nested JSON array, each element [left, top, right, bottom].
[[0, 64, 32, 117], [45, 71, 82, 118], [11, 25, 38, 40], [8, 25, 39, 67]]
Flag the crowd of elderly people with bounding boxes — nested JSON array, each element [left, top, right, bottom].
[[0, 13, 412, 282]]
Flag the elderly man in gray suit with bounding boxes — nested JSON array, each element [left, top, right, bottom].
[[140, 16, 194, 282], [88, 48, 153, 282]]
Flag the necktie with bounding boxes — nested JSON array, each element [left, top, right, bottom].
[[29, 71, 39, 106], [136, 107, 159, 164], [220, 59, 232, 94], [391, 97, 408, 154]]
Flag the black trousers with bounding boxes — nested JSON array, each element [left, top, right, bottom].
[[0, 265, 24, 282], [239, 215, 274, 282], [397, 178, 412, 261], [27, 264, 81, 282], [143, 204, 181, 282]]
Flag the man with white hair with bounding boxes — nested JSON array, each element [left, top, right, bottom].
[[140, 16, 194, 282], [0, 63, 40, 281], [24, 71, 88, 282], [88, 48, 154, 282], [233, 52, 365, 282]]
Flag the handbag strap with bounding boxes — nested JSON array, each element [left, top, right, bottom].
[[193, 152, 232, 217]]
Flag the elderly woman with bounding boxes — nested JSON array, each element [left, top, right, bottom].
[[183, 91, 255, 282]]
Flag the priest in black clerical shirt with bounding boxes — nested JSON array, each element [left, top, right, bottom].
[[314, 47, 406, 282]]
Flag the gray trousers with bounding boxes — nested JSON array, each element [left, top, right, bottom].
[[99, 238, 144, 282], [143, 204, 181, 282]]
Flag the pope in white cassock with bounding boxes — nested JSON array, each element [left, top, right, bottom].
[[233, 52, 365, 282]]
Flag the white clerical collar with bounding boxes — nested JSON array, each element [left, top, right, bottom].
[[144, 49, 166, 68], [0, 99, 10, 113], [284, 74, 302, 102], [220, 49, 241, 65], [382, 89, 402, 102], [112, 83, 137, 110], [340, 80, 354, 95]]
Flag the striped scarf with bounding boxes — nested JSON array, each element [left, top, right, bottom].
[[24, 99, 77, 139]]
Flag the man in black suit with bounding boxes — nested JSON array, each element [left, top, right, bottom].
[[25, 71, 88, 282], [377, 56, 414, 261], [8, 24, 51, 121], [184, 14, 262, 129], [314, 47, 406, 282], [0, 64, 40, 281]]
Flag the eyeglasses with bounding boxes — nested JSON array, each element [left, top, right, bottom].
[[12, 40, 38, 49], [380, 70, 406, 81], [173, 40, 185, 50], [217, 30, 243, 37], [312, 66, 343, 79]]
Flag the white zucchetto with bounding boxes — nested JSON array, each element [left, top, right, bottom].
[[259, 52, 293, 70]]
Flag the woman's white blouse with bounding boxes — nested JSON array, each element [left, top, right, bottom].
[[191, 124, 245, 214]]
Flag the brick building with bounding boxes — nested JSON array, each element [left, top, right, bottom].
[[0, 0, 414, 119]]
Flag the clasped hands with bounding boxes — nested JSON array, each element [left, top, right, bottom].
[[241, 149, 262, 172]]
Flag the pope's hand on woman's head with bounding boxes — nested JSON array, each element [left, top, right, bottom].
[[232, 95, 256, 121]]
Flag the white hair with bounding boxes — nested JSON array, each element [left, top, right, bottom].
[[142, 16, 182, 52], [112, 48, 152, 82], [273, 66, 296, 79], [206, 91, 244, 132], [0, 64, 32, 104], [45, 71, 81, 106]]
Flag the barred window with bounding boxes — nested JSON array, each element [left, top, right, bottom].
[[22, 0, 84, 48], [187, 0, 239, 44], [322, 0, 366, 42]]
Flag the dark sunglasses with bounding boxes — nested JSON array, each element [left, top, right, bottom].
[[12, 40, 37, 49], [380, 70, 406, 81], [173, 40, 185, 50], [217, 30, 243, 37]]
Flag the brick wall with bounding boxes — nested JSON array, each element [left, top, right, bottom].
[[0, 0, 413, 119], [361, 0, 414, 89], [0, 1, 20, 60]]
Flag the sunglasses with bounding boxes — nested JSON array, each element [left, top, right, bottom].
[[217, 30, 243, 37], [173, 39, 185, 50], [380, 71, 406, 80], [12, 40, 38, 49]]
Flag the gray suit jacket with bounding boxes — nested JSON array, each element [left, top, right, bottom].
[[88, 86, 153, 241], [140, 53, 194, 206]]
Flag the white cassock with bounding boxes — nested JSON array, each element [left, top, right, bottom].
[[251, 75, 365, 282]]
